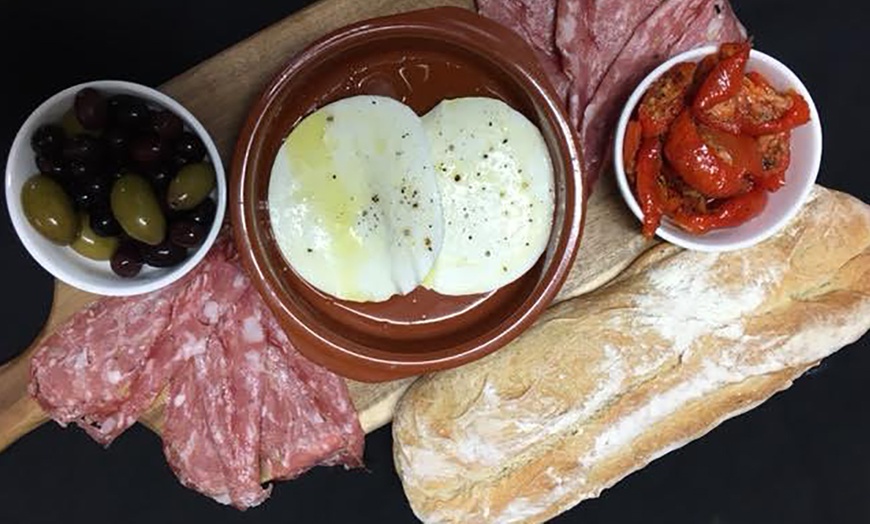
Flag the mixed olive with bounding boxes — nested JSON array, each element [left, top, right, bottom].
[[21, 88, 217, 278]]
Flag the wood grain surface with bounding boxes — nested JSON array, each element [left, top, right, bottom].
[[0, 0, 654, 454]]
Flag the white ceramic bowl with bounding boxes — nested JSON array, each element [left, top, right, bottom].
[[614, 46, 822, 252], [5, 80, 226, 296]]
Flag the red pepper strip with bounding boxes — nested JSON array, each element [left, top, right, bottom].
[[696, 95, 742, 134], [638, 62, 697, 138], [635, 137, 664, 238], [742, 90, 810, 136], [671, 186, 768, 234], [623, 119, 643, 175], [693, 42, 750, 113], [698, 124, 763, 177], [664, 110, 749, 198], [755, 131, 791, 191]]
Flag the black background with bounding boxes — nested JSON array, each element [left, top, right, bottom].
[[1, 1, 869, 523]]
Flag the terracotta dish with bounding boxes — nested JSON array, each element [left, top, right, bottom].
[[231, 7, 584, 382]]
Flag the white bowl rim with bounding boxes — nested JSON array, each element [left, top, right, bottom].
[[613, 46, 823, 253], [5, 80, 227, 296]]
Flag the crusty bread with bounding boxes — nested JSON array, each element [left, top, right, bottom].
[[393, 186, 870, 524]]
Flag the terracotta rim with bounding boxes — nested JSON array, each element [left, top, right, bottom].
[[230, 7, 585, 382]]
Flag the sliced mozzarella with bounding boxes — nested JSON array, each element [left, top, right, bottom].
[[268, 96, 443, 303], [422, 97, 555, 296]]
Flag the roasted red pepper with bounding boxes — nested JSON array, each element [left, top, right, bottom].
[[624, 41, 811, 237], [670, 186, 768, 234], [623, 119, 643, 175], [636, 137, 665, 238], [755, 131, 791, 191], [742, 90, 810, 136], [638, 62, 697, 137], [693, 42, 750, 113], [698, 124, 763, 177], [664, 110, 749, 198]]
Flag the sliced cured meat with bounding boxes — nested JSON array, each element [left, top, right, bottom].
[[29, 232, 366, 509], [92, 250, 252, 444], [477, 0, 570, 102], [263, 310, 364, 467], [672, 0, 747, 52], [555, 0, 665, 129], [163, 360, 233, 505], [579, 0, 745, 190], [29, 289, 174, 437], [197, 289, 270, 509], [259, 343, 348, 481]]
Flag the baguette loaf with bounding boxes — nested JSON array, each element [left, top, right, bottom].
[[393, 186, 870, 524]]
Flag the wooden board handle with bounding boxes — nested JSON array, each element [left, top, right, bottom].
[[0, 352, 48, 453]]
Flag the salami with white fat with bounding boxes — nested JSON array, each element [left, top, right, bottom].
[[29, 235, 364, 509]]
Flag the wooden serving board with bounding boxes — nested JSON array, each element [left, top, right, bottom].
[[0, 0, 655, 453]]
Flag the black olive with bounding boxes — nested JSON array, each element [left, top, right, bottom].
[[74, 88, 108, 130], [63, 134, 105, 165], [66, 159, 99, 179], [173, 132, 206, 164], [108, 95, 151, 131], [141, 240, 187, 268], [187, 197, 217, 226], [111, 242, 144, 278], [130, 133, 166, 165], [146, 163, 175, 195], [31, 125, 65, 158], [73, 176, 111, 211], [151, 111, 183, 141], [36, 156, 66, 178], [89, 206, 122, 237], [169, 220, 206, 248]]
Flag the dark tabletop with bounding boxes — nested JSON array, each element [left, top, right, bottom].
[[1, 1, 868, 523]]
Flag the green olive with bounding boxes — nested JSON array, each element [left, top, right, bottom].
[[167, 162, 216, 211], [111, 173, 166, 246], [71, 212, 119, 261], [20, 174, 78, 245]]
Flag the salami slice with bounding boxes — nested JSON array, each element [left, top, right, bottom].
[[555, 0, 665, 129], [477, 0, 570, 102], [163, 360, 234, 505], [93, 252, 252, 443], [263, 310, 364, 467], [197, 289, 270, 508], [259, 342, 347, 481], [30, 290, 174, 440], [29, 233, 366, 509]]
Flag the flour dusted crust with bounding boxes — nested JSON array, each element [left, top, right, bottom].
[[393, 187, 870, 524]]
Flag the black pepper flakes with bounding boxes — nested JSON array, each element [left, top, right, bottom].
[[485, 250, 491, 257], [372, 194, 380, 203], [326, 115, 334, 122], [454, 174, 461, 182]]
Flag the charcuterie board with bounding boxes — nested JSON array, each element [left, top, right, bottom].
[[0, 0, 655, 453]]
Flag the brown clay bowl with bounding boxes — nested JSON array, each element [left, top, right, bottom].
[[231, 7, 584, 382]]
